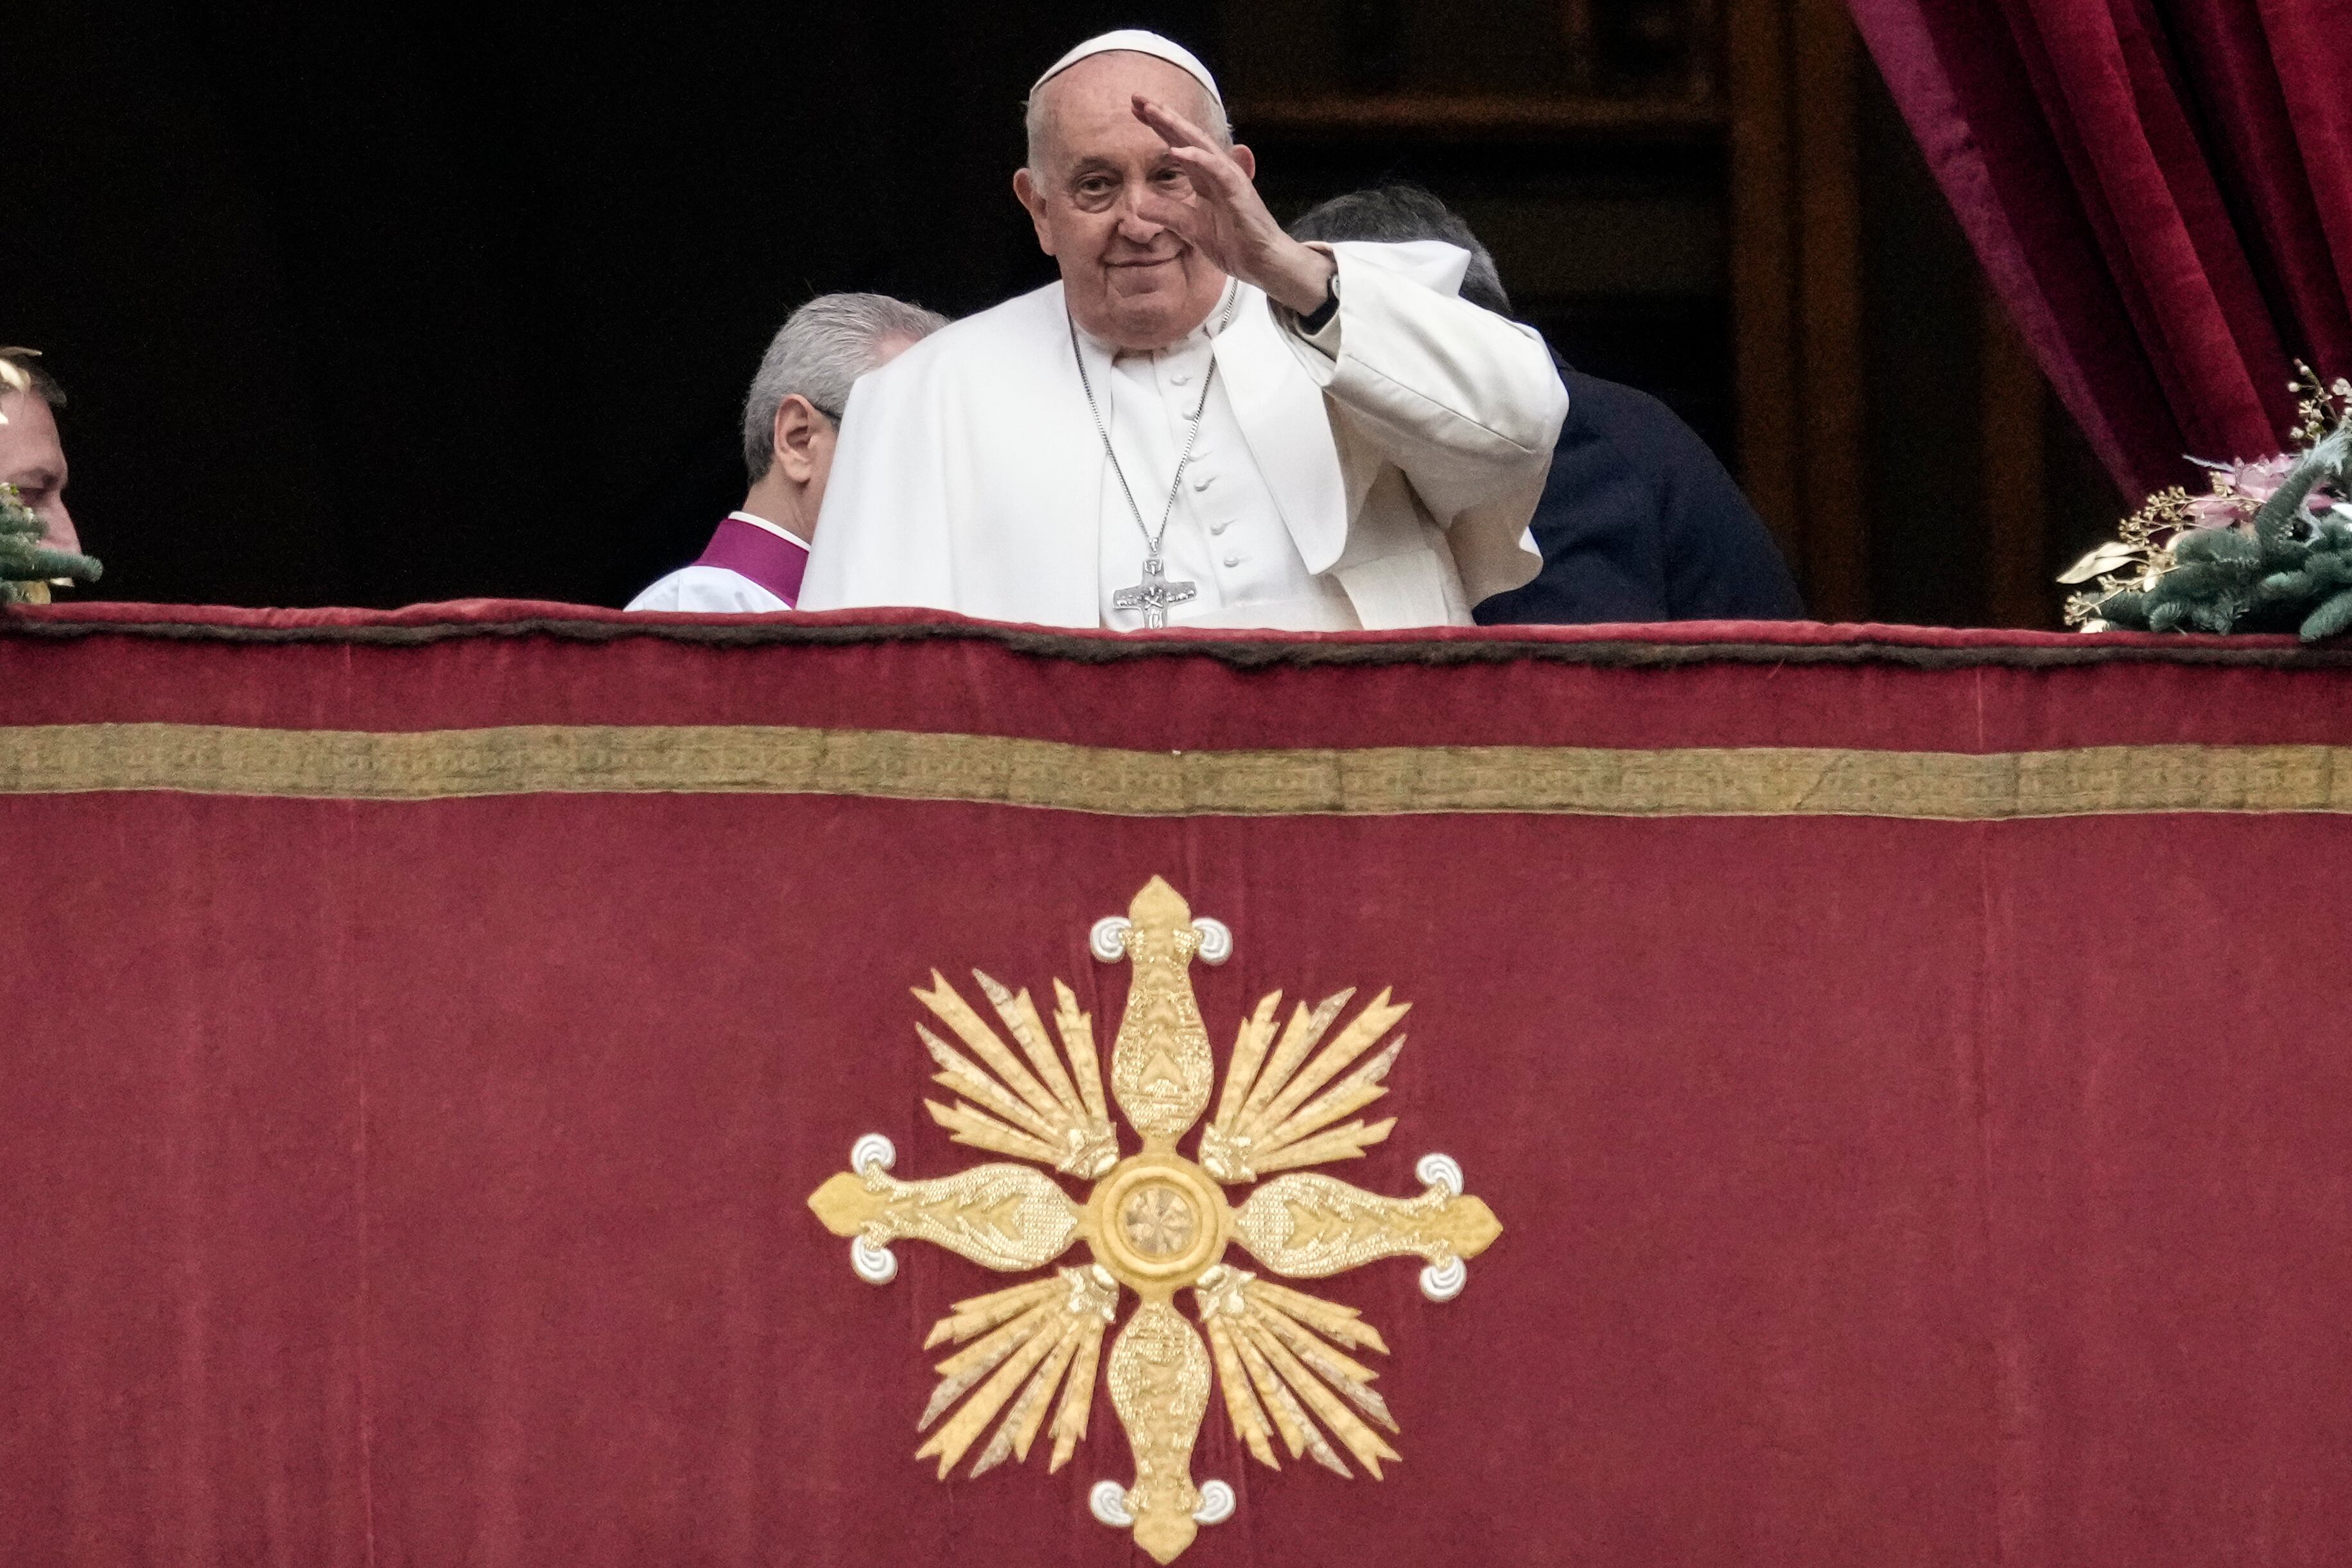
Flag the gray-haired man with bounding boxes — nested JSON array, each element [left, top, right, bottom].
[[629, 292, 946, 612]]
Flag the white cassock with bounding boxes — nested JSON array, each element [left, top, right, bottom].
[[798, 240, 1569, 630]]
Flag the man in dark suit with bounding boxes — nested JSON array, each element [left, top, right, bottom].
[[1288, 186, 1805, 624]]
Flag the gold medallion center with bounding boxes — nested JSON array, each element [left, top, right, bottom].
[[1120, 1182, 1200, 1257], [1088, 1154, 1226, 1290]]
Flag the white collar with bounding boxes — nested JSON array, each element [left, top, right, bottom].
[[1076, 278, 1242, 361], [727, 510, 809, 552]]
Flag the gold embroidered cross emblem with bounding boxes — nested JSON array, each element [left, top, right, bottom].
[[808, 876, 1502, 1561]]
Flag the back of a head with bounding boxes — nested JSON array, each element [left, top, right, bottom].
[[742, 293, 948, 482], [1285, 185, 1513, 317]]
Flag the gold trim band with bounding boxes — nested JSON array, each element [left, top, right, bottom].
[[0, 722, 2347, 819]]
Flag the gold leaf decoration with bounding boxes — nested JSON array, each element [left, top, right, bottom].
[[1232, 1172, 1502, 1278], [1108, 1300, 1215, 1562], [1106, 878, 1217, 1142], [806, 1162, 1083, 1273]]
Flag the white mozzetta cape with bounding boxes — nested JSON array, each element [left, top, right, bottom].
[[799, 241, 1567, 629]]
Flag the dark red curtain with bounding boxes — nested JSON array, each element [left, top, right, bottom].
[[1849, 0, 2352, 500]]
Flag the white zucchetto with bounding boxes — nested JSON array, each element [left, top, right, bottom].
[[1030, 29, 1223, 105]]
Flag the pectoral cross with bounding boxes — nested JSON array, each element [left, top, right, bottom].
[[1113, 555, 1198, 629]]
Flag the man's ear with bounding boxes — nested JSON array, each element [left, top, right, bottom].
[[1013, 167, 1056, 256], [772, 395, 824, 485], [1229, 143, 1257, 182]]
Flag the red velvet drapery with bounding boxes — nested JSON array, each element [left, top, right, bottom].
[[12, 604, 2352, 1566], [1849, 0, 2352, 500]]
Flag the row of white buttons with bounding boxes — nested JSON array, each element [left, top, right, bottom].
[[1174, 350, 1239, 570]]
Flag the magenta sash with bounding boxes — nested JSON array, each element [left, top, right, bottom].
[[693, 517, 808, 608]]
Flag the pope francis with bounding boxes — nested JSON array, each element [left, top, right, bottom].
[[798, 30, 1570, 631]]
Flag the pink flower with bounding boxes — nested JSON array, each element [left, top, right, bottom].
[[2229, 453, 2299, 502], [2182, 487, 2252, 529], [2180, 453, 2337, 531]]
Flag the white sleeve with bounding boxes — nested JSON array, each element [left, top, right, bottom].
[[1275, 240, 1567, 603], [624, 567, 789, 614], [1276, 241, 1568, 516]]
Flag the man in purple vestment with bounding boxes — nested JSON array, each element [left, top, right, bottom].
[[629, 293, 946, 613]]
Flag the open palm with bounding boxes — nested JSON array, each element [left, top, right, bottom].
[[1129, 98, 1334, 316]]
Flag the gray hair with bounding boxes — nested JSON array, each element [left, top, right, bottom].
[[1285, 184, 1512, 317], [742, 292, 946, 481], [1023, 61, 1230, 174]]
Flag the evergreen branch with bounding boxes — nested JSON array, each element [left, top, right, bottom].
[[2301, 588, 2352, 642], [2252, 430, 2348, 559], [2064, 396, 2352, 640], [0, 483, 102, 599]]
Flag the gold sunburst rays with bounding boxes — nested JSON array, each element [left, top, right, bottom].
[[914, 1266, 1117, 1479], [914, 968, 1119, 1178], [1195, 1264, 1399, 1479], [807, 876, 1504, 1563], [1198, 985, 1411, 1183]]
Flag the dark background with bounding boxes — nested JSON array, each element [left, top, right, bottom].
[[12, 3, 1236, 607], [12, 1, 2115, 618]]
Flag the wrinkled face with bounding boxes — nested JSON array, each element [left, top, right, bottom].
[[1015, 53, 1232, 353], [0, 392, 77, 555]]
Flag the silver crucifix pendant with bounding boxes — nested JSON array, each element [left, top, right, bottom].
[[1112, 555, 1198, 629]]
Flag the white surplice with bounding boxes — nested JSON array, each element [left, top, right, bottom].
[[625, 511, 805, 613], [625, 566, 790, 614], [797, 241, 1569, 631]]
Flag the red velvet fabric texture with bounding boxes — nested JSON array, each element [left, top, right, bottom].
[[1849, 0, 2352, 499], [8, 606, 2352, 1567]]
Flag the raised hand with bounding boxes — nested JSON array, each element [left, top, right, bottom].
[[1129, 96, 1337, 316]]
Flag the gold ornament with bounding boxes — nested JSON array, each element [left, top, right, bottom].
[[808, 876, 1503, 1562]]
